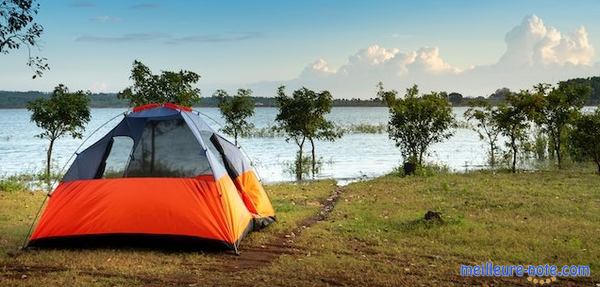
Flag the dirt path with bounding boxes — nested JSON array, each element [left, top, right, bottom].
[[222, 185, 345, 270]]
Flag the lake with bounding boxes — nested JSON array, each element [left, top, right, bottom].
[[0, 107, 488, 182]]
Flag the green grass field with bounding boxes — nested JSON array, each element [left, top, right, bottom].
[[1, 170, 599, 286]]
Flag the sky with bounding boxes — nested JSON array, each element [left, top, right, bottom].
[[2, 0, 600, 98]]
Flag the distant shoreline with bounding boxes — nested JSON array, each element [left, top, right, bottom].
[[3, 79, 600, 109], [0, 91, 392, 109]]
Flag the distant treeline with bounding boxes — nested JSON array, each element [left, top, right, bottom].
[[0, 92, 387, 108], [2, 76, 600, 108], [451, 76, 600, 106]]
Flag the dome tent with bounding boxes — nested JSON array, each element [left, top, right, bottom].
[[27, 103, 275, 252]]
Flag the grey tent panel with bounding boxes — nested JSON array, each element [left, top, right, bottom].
[[61, 106, 256, 185], [62, 117, 146, 181]]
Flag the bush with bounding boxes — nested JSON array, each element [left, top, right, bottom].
[[569, 108, 600, 174], [391, 162, 450, 177], [285, 154, 324, 179], [378, 83, 455, 166], [0, 178, 27, 192]]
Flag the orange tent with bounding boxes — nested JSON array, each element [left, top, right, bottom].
[[28, 104, 275, 252]]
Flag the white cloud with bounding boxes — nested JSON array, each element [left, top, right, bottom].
[[246, 15, 599, 98], [500, 15, 594, 66], [300, 59, 334, 78], [406, 47, 461, 74]]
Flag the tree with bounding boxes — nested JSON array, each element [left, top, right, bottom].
[[492, 91, 532, 173], [27, 84, 91, 186], [448, 92, 463, 106], [569, 108, 600, 174], [464, 99, 501, 168], [118, 60, 201, 107], [562, 76, 600, 105], [0, 0, 48, 78], [378, 82, 455, 167], [489, 87, 511, 104], [305, 89, 341, 176], [531, 81, 591, 169], [275, 86, 340, 180], [214, 88, 256, 145]]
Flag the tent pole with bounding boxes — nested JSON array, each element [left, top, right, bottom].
[[193, 109, 264, 182], [150, 122, 156, 175], [20, 193, 49, 249]]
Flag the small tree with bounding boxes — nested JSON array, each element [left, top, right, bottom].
[[378, 82, 455, 168], [305, 89, 341, 176], [275, 86, 340, 180], [0, 0, 48, 77], [531, 82, 591, 169], [119, 60, 201, 107], [464, 99, 501, 168], [569, 108, 600, 174], [492, 91, 532, 173], [27, 84, 91, 186], [214, 88, 256, 145], [447, 92, 464, 106]]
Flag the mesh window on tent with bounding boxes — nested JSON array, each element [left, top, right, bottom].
[[114, 119, 213, 177]]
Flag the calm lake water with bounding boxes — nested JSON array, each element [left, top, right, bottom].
[[0, 107, 487, 182]]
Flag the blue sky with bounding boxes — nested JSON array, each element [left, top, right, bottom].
[[3, 0, 600, 97]]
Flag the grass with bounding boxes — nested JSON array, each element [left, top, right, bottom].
[[295, 170, 599, 284], [1, 170, 599, 286], [0, 180, 336, 286], [244, 123, 386, 138], [0, 177, 28, 193]]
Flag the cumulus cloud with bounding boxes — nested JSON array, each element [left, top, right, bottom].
[[499, 15, 594, 67], [247, 15, 599, 98], [307, 45, 457, 77], [299, 59, 335, 80]]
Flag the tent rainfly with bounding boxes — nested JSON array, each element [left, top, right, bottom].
[[27, 103, 275, 252]]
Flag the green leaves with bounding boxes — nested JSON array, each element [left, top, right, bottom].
[[528, 81, 592, 168], [464, 99, 501, 167], [380, 83, 455, 166], [1, 0, 48, 78], [569, 108, 600, 173], [275, 86, 341, 143], [215, 88, 256, 145], [275, 86, 341, 180], [26, 84, 91, 141], [26, 84, 91, 182], [118, 60, 201, 107]]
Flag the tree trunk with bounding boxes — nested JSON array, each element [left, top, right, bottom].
[[46, 138, 55, 190], [489, 142, 496, 168], [596, 160, 600, 175], [296, 138, 305, 181], [555, 134, 562, 169], [511, 137, 517, 173], [309, 137, 316, 177], [234, 130, 238, 146]]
